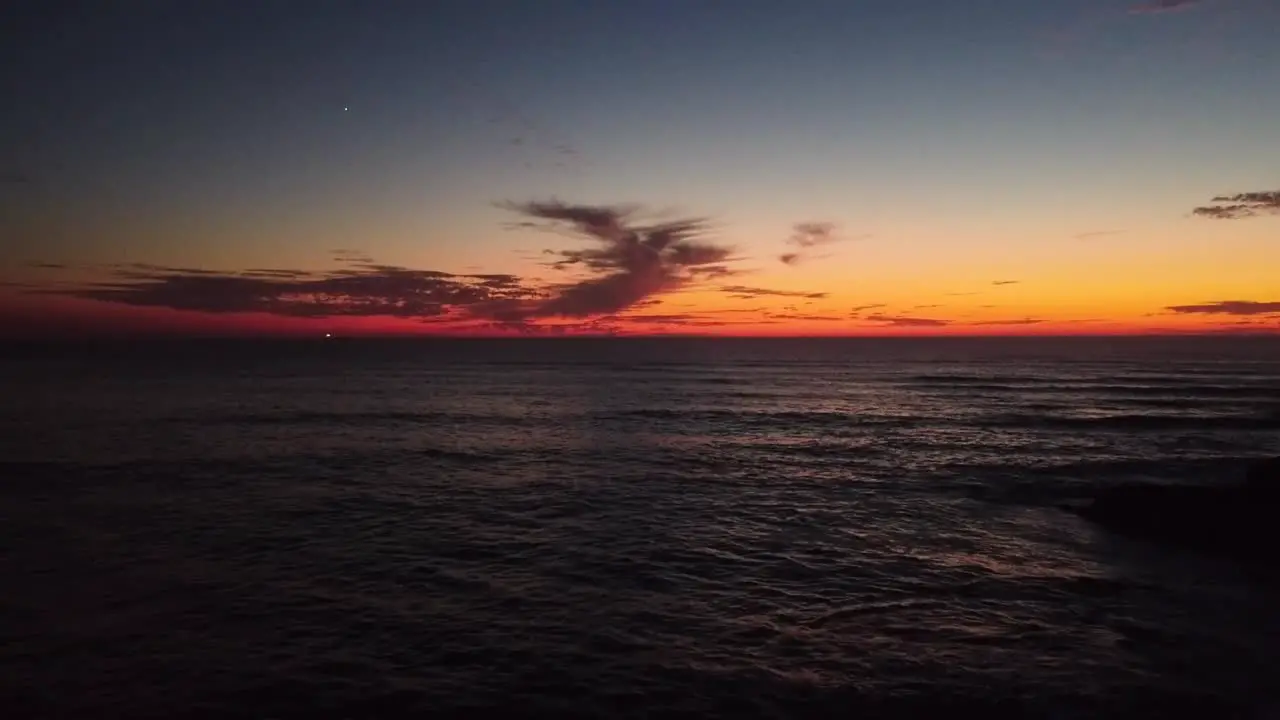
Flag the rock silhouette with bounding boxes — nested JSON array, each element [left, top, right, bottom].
[[1072, 456, 1278, 562]]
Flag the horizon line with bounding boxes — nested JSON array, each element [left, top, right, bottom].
[[3, 332, 1279, 343]]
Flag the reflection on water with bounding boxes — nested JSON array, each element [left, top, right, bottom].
[[1, 338, 1279, 717]]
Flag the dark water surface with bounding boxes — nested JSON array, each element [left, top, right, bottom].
[[3, 337, 1279, 718]]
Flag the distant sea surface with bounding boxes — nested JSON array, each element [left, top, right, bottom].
[[3, 337, 1280, 718]]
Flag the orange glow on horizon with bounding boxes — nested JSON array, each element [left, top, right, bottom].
[[4, 207, 1278, 340], [2, 293, 1274, 339]]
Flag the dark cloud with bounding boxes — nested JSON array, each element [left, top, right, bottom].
[[779, 253, 801, 266], [992, 280, 1020, 286], [116, 263, 227, 278], [28, 262, 66, 269], [501, 200, 736, 318], [241, 268, 318, 279], [1129, 0, 1204, 14], [615, 314, 703, 324], [944, 292, 979, 297], [41, 262, 541, 319], [910, 304, 942, 310], [30, 199, 850, 332], [674, 319, 782, 327], [720, 285, 828, 300], [1191, 191, 1280, 220], [1165, 300, 1280, 316], [863, 314, 951, 327], [969, 318, 1046, 326], [850, 303, 887, 313]]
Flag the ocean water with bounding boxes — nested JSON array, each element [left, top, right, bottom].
[[2, 336, 1279, 718]]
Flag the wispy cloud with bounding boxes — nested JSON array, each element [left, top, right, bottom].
[[613, 313, 704, 324], [764, 313, 845, 321], [39, 262, 539, 319], [778, 221, 860, 265], [788, 222, 840, 248], [1165, 300, 1280, 315], [679, 319, 784, 327], [863, 314, 950, 327], [611, 312, 779, 327], [332, 248, 374, 265], [1074, 229, 1126, 239], [115, 263, 228, 277], [1129, 0, 1205, 15], [992, 280, 1020, 286], [720, 285, 828, 300], [240, 269, 316, 279], [969, 317, 1046, 326], [1191, 191, 1280, 220], [850, 303, 887, 314]]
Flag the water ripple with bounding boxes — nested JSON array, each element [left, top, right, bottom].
[[2, 339, 1279, 717]]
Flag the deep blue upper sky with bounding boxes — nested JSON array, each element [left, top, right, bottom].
[[2, 0, 1277, 287]]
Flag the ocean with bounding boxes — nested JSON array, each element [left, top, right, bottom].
[[2, 336, 1279, 718]]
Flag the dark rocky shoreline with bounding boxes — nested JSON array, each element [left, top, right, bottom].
[[1070, 457, 1279, 563]]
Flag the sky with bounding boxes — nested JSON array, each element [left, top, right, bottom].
[[1, 0, 1277, 338]]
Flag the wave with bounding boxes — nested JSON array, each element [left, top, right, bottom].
[[905, 379, 1279, 399], [907, 374, 1032, 385], [724, 441, 888, 460], [615, 408, 916, 427], [162, 404, 1280, 436], [980, 412, 1280, 432], [945, 454, 1269, 482], [170, 410, 532, 427]]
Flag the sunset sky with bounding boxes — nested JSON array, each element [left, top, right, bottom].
[[1, 0, 1277, 338]]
